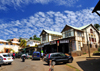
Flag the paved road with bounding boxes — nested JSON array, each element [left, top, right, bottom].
[[0, 59, 74, 71]]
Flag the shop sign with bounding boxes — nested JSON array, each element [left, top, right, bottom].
[[44, 42, 50, 46], [57, 41, 59, 46], [38, 45, 44, 48], [50, 41, 56, 45], [60, 40, 69, 43]]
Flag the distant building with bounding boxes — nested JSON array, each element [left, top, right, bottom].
[[21, 38, 29, 41], [27, 40, 40, 47], [0, 39, 20, 53]]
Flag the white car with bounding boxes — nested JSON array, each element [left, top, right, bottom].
[[0, 53, 13, 65], [0, 56, 3, 65]]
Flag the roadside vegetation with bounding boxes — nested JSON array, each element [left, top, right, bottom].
[[66, 64, 80, 71]]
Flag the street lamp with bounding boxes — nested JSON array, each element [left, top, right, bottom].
[[92, 0, 100, 16]]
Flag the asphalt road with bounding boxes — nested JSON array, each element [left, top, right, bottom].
[[0, 59, 74, 71]]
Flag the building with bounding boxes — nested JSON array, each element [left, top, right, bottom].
[[40, 30, 62, 43], [0, 39, 20, 53], [27, 40, 40, 47], [21, 38, 29, 42], [39, 24, 100, 56]]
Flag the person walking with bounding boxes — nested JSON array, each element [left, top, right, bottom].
[[13, 53, 15, 59]]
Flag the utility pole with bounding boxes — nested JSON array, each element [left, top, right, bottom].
[[86, 30, 90, 57]]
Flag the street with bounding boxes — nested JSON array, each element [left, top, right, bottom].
[[0, 59, 74, 71]]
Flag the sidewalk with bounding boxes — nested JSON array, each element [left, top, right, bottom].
[[67, 53, 100, 71]]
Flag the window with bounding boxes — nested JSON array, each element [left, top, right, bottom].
[[89, 37, 91, 41], [78, 42, 81, 50], [65, 29, 74, 38], [42, 35, 46, 41], [77, 32, 82, 37], [92, 38, 94, 42], [90, 29, 93, 33], [52, 36, 60, 40]]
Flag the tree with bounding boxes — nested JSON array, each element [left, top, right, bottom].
[[19, 37, 22, 42], [6, 39, 11, 42], [20, 39, 27, 48], [33, 35, 36, 39], [30, 37, 32, 40], [94, 24, 100, 31], [33, 35, 40, 41]]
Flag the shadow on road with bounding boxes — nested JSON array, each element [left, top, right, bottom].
[[77, 59, 100, 71], [2, 64, 12, 66]]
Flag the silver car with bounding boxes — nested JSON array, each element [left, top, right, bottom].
[[0, 56, 3, 66]]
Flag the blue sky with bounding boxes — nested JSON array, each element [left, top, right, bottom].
[[0, 0, 100, 40]]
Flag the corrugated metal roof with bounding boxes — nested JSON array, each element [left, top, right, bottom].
[[0, 39, 8, 42], [44, 30, 62, 36], [68, 24, 90, 30]]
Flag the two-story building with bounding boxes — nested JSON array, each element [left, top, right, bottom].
[[39, 24, 100, 56], [0, 39, 21, 53]]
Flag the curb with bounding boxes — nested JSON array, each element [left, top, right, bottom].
[[66, 64, 80, 71]]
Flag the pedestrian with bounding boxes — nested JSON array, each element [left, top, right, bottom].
[[41, 52, 43, 59], [13, 53, 15, 59]]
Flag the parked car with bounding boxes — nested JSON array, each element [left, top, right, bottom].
[[44, 52, 73, 65], [0, 56, 3, 66], [0, 53, 13, 65], [32, 51, 40, 60]]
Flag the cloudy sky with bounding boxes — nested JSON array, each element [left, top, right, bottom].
[[0, 0, 100, 40]]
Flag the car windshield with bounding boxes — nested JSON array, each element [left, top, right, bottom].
[[34, 53, 39, 56], [46, 54, 49, 58], [3, 54, 11, 57]]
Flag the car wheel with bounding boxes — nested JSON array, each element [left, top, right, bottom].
[[8, 62, 12, 65], [52, 61, 56, 65], [68, 59, 72, 63]]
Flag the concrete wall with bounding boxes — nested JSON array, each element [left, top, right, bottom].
[[83, 26, 99, 45], [27, 41, 40, 46], [0, 45, 20, 52]]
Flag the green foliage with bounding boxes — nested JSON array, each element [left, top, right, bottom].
[[20, 39, 27, 48], [33, 37, 40, 41], [83, 53, 86, 54], [30, 37, 32, 40], [6, 39, 11, 42], [94, 24, 100, 31], [98, 48, 100, 52], [93, 51, 99, 53]]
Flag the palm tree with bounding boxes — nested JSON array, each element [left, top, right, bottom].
[[20, 39, 27, 48]]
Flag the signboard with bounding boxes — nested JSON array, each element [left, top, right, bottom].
[[44, 42, 50, 46], [57, 41, 59, 46], [50, 41, 56, 45], [60, 40, 69, 43]]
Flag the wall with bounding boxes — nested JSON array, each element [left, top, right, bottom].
[[0, 45, 19, 52], [75, 30, 83, 51], [83, 26, 99, 45], [27, 41, 40, 46]]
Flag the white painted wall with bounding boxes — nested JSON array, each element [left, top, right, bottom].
[[83, 26, 99, 45], [49, 34, 52, 41], [27, 41, 40, 46], [0, 45, 20, 52]]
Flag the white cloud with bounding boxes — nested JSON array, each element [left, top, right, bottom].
[[0, 7, 100, 40], [77, 5, 82, 8], [0, 0, 79, 10]]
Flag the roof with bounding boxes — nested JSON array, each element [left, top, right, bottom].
[[11, 41, 20, 44], [0, 39, 8, 43], [92, 0, 100, 13], [61, 24, 91, 32], [28, 40, 40, 42], [44, 30, 62, 36]]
